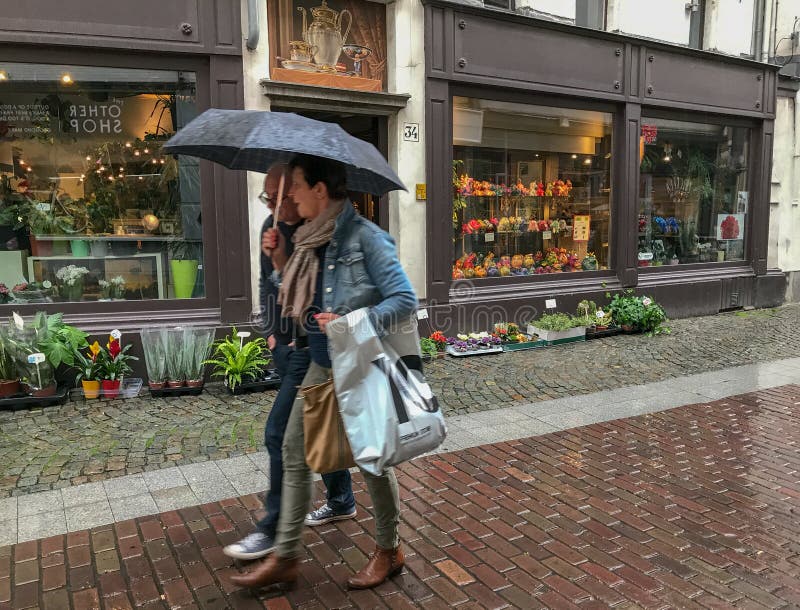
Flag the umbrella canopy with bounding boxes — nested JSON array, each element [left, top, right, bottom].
[[163, 109, 405, 195]]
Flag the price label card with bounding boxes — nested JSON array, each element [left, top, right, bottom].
[[638, 252, 654, 261], [545, 298, 557, 309], [13, 312, 24, 330], [416, 308, 429, 320], [236, 331, 251, 339], [572, 215, 591, 241], [110, 329, 122, 339], [542, 230, 552, 240], [34, 202, 51, 212], [27, 353, 46, 364], [485, 232, 495, 242]]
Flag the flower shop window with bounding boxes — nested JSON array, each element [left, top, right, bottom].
[[452, 97, 612, 280], [0, 62, 204, 305], [638, 116, 750, 267]]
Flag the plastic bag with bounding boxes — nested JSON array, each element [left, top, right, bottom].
[[327, 309, 446, 476]]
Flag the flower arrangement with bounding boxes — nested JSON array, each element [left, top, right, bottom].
[[492, 322, 526, 343], [74, 341, 103, 398], [429, 331, 447, 351], [456, 174, 572, 198], [110, 276, 126, 299], [446, 332, 501, 352], [55, 265, 90, 287]]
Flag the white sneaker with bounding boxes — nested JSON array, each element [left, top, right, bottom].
[[222, 532, 275, 560]]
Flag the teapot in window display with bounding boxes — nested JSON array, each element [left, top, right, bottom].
[[298, 0, 353, 71]]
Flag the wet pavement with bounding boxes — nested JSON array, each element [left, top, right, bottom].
[[2, 385, 800, 609], [3, 304, 800, 499]]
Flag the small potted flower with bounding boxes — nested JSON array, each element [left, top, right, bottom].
[[594, 309, 613, 330], [98, 280, 113, 301], [97, 335, 137, 398], [429, 331, 447, 353], [74, 341, 102, 399], [110, 276, 126, 300], [56, 264, 90, 302]]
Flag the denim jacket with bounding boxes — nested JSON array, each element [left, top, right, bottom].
[[319, 201, 417, 336]]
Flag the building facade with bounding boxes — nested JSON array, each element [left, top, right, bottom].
[[0, 1, 252, 332]]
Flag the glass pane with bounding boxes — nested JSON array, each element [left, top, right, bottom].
[[0, 63, 203, 304], [452, 97, 612, 280], [638, 117, 749, 266]]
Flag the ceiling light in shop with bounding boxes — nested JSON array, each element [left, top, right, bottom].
[[571, 154, 577, 159], [584, 158, 592, 165], [60, 73, 73, 84], [125, 142, 132, 148], [0, 71, 7, 81]]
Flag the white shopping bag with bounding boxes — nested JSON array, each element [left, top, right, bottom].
[[327, 308, 447, 476]]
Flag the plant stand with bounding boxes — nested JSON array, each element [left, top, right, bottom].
[[0, 384, 69, 411], [149, 383, 205, 398], [225, 369, 281, 395]]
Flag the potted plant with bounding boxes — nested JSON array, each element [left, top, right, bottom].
[[98, 279, 113, 301], [168, 241, 200, 299], [6, 325, 57, 397], [140, 328, 168, 390], [639, 296, 670, 336], [74, 341, 102, 399], [428, 331, 447, 353], [0, 326, 20, 398], [165, 327, 185, 387], [420, 337, 439, 362], [55, 264, 90, 302], [110, 276, 126, 300], [97, 335, 137, 398], [594, 309, 613, 330], [607, 290, 645, 332], [576, 300, 598, 328], [181, 326, 215, 388], [204, 328, 272, 392], [527, 313, 586, 343]]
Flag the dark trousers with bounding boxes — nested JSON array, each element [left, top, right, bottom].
[[256, 344, 355, 538]]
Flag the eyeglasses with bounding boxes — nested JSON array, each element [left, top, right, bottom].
[[258, 191, 273, 205]]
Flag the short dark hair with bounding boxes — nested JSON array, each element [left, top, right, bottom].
[[289, 155, 348, 200]]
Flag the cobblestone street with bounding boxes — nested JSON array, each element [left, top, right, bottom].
[[2, 304, 800, 498], [2, 385, 800, 609]]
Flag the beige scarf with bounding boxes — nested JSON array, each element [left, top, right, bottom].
[[278, 199, 345, 320]]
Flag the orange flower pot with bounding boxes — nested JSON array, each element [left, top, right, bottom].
[[82, 380, 100, 399]]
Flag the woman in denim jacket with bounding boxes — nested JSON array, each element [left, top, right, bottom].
[[231, 154, 417, 591]]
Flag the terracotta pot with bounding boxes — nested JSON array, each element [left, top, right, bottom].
[[621, 324, 635, 333], [29, 383, 57, 397], [148, 381, 165, 390], [185, 379, 204, 388], [101, 379, 121, 399], [0, 379, 20, 398], [595, 325, 608, 331], [82, 379, 101, 399], [166, 379, 185, 388]]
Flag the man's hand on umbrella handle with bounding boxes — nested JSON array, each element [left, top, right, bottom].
[[262, 228, 288, 270]]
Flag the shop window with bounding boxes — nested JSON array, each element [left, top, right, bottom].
[[638, 117, 749, 267], [452, 98, 612, 280], [0, 63, 203, 304], [268, 0, 387, 92]]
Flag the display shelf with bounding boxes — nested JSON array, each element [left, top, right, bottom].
[[28, 253, 165, 299]]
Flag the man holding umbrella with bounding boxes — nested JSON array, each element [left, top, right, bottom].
[[222, 164, 356, 561], [230, 154, 418, 590]]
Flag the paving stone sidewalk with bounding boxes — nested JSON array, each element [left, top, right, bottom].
[[2, 385, 800, 609], [2, 304, 800, 499]]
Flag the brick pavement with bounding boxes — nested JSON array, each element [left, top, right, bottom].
[[2, 385, 800, 609], [3, 304, 800, 499]]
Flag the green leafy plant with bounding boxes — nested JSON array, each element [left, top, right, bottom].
[[73, 341, 102, 384], [530, 313, 580, 331], [10, 312, 89, 369], [0, 327, 17, 381], [140, 328, 168, 383], [576, 300, 598, 326], [639, 297, 670, 336], [165, 328, 185, 382], [606, 290, 645, 328], [420, 337, 439, 360], [204, 328, 271, 390], [181, 327, 215, 382]]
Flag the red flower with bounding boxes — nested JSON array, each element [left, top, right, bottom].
[[107, 337, 121, 359]]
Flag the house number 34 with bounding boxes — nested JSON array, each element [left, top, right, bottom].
[[403, 123, 419, 142]]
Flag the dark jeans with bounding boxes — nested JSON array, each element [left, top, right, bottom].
[[256, 344, 355, 538]]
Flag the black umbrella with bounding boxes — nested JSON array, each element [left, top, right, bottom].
[[162, 108, 406, 195]]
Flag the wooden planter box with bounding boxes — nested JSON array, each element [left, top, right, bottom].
[[526, 325, 586, 345]]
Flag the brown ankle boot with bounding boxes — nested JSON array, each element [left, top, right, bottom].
[[347, 545, 404, 589], [229, 554, 298, 590]]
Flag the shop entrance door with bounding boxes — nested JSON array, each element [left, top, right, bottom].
[[272, 108, 389, 230]]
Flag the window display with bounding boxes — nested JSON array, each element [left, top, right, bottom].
[[638, 117, 749, 266], [0, 63, 203, 303], [452, 98, 612, 280]]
